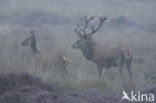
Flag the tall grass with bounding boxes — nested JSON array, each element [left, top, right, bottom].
[[0, 23, 156, 93]]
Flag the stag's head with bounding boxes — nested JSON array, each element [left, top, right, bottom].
[[21, 30, 36, 46], [73, 16, 107, 50]]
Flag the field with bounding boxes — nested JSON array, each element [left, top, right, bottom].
[[0, 19, 156, 93], [0, 1, 156, 102]]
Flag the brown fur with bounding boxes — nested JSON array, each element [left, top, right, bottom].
[[73, 16, 133, 79], [33, 52, 69, 72], [21, 30, 70, 75]]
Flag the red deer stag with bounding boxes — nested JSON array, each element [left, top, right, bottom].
[[21, 30, 70, 77], [73, 16, 133, 80]]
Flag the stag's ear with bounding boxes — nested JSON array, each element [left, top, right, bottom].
[[84, 35, 92, 40]]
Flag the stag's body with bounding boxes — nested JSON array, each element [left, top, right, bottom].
[[73, 16, 133, 79], [22, 30, 69, 75]]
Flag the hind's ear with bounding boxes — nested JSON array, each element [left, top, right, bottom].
[[30, 30, 35, 37]]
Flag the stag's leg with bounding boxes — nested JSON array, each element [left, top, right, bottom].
[[118, 66, 123, 80], [117, 64, 124, 88], [116, 59, 124, 81], [126, 59, 132, 80], [96, 64, 103, 79], [105, 68, 112, 80]]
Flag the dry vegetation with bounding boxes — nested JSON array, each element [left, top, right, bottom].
[[0, 15, 156, 102], [0, 22, 156, 89], [0, 0, 155, 102], [0, 73, 123, 103]]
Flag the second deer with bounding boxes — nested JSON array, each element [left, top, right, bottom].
[[21, 30, 70, 77]]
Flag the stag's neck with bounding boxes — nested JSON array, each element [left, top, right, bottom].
[[82, 40, 96, 61], [31, 46, 39, 54]]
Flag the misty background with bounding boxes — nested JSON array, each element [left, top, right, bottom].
[[0, 0, 156, 92], [0, 0, 156, 24]]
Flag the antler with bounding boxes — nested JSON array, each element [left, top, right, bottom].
[[74, 16, 95, 39], [75, 16, 107, 39], [88, 16, 107, 36], [83, 16, 95, 34], [74, 28, 84, 39]]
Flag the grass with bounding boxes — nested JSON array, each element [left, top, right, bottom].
[[0, 23, 156, 93]]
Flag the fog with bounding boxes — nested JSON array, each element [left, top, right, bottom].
[[0, 0, 156, 23], [0, 1, 156, 102]]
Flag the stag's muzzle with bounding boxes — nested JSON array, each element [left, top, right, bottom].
[[72, 44, 78, 49]]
